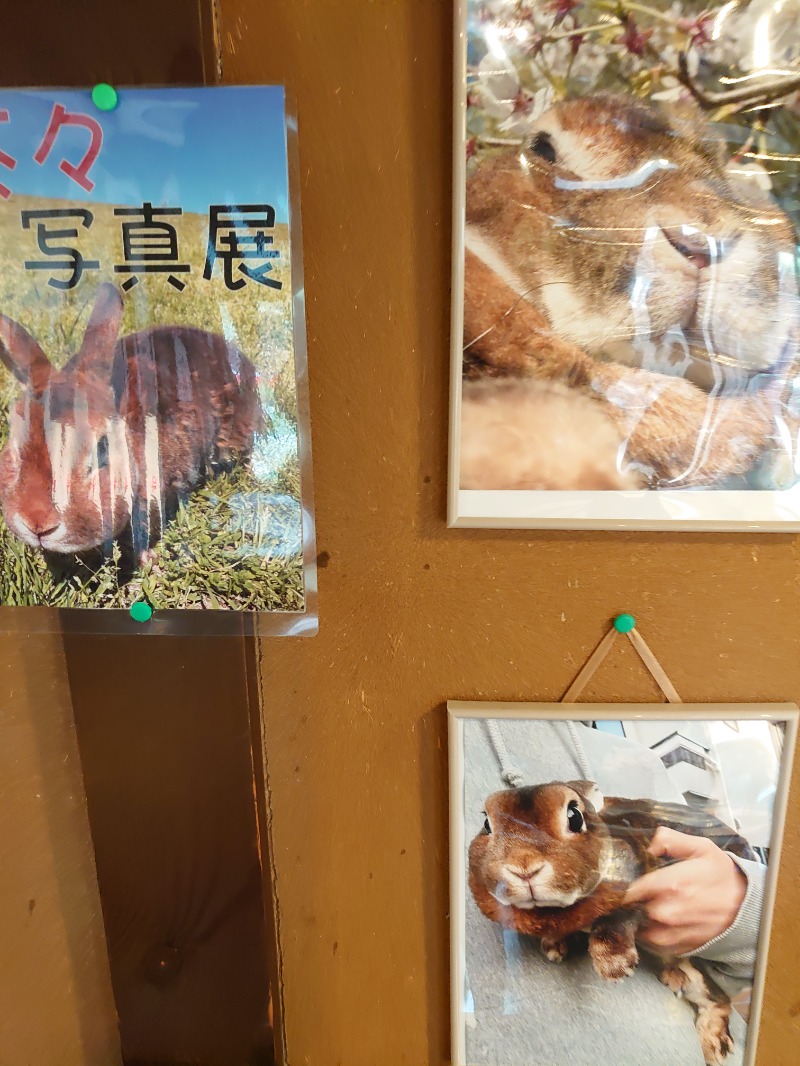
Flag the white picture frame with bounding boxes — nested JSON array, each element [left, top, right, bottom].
[[448, 701, 798, 1066], [448, 0, 800, 531]]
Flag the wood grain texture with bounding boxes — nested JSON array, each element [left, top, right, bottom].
[[0, 626, 121, 1065], [64, 633, 273, 1066], [0, 5, 277, 1064], [0, 5, 211, 1055], [215, 2, 800, 1064], [0, 0, 210, 86]]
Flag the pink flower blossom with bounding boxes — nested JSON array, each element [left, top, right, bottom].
[[549, 0, 580, 25], [618, 18, 654, 56], [676, 12, 715, 48], [511, 88, 534, 115]]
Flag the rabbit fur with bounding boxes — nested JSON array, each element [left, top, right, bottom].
[[0, 282, 262, 569], [469, 781, 756, 1065], [461, 93, 800, 491], [460, 376, 641, 490]]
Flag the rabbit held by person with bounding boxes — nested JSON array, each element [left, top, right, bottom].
[[0, 282, 262, 570], [469, 781, 757, 1065], [462, 92, 800, 490]]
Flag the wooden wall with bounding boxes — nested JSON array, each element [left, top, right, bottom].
[[0, 624, 121, 1064], [214, 2, 800, 1064], [0, 3, 276, 1063], [1, 2, 798, 1064]]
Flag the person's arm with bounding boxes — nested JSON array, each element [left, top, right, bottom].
[[585, 730, 763, 985], [689, 855, 764, 982], [623, 828, 763, 984]]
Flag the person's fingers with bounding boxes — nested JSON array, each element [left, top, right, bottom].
[[636, 921, 674, 948], [642, 899, 683, 927], [638, 923, 696, 954], [622, 871, 658, 905], [623, 865, 678, 906], [648, 826, 711, 860]]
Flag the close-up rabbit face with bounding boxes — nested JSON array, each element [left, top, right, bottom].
[[467, 94, 799, 386], [0, 376, 130, 554], [469, 782, 608, 910], [0, 281, 264, 565], [0, 285, 135, 555]]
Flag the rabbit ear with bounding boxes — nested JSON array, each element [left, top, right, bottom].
[[0, 315, 51, 395], [76, 283, 123, 380]]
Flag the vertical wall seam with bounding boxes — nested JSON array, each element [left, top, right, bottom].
[[253, 640, 290, 1065], [212, 0, 224, 82]]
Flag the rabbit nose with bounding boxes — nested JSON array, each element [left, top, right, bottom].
[[511, 863, 544, 883], [28, 518, 59, 538], [662, 226, 739, 269]]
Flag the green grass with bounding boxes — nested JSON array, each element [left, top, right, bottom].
[[0, 459, 305, 610], [0, 197, 306, 612]]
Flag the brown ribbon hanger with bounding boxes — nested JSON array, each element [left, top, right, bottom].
[[485, 614, 681, 788], [560, 614, 682, 705]]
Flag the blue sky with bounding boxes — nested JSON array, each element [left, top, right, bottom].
[[0, 86, 289, 221]]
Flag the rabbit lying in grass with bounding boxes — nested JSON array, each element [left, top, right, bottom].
[[469, 781, 757, 1065], [0, 282, 262, 574], [461, 93, 800, 490]]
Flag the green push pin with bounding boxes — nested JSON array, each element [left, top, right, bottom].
[[130, 600, 153, 623], [613, 613, 636, 634], [91, 83, 118, 112]]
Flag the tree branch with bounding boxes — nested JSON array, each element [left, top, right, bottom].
[[678, 52, 800, 110]]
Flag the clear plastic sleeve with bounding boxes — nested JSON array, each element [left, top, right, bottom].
[[450, 0, 800, 530], [0, 85, 316, 635], [448, 702, 798, 1066]]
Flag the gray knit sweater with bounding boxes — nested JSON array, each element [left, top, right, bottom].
[[461, 718, 764, 1066]]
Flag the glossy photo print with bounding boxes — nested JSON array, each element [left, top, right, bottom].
[[0, 86, 315, 632], [449, 0, 800, 529], [448, 703, 798, 1066]]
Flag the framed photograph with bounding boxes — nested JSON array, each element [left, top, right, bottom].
[[449, 0, 800, 530], [448, 702, 798, 1066], [0, 85, 315, 634]]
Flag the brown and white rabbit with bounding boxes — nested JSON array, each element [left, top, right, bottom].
[[460, 376, 643, 490], [0, 282, 262, 568], [469, 781, 757, 1065], [462, 92, 800, 489]]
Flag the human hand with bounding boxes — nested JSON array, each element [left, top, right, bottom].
[[623, 826, 747, 955]]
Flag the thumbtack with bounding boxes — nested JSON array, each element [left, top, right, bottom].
[[91, 83, 118, 112], [130, 600, 153, 623], [613, 613, 636, 634]]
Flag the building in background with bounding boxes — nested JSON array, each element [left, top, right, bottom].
[[593, 719, 782, 856]]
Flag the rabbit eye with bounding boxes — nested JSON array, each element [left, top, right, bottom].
[[567, 801, 585, 834], [96, 435, 109, 470], [483, 816, 492, 835], [530, 132, 557, 164]]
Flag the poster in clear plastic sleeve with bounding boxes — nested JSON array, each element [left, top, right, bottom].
[[449, 0, 800, 530], [448, 702, 798, 1066], [0, 85, 315, 635]]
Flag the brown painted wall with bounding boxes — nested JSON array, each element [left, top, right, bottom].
[[0, 625, 121, 1065], [1, 0, 214, 87], [0, 3, 276, 1064], [215, 2, 800, 1064], [64, 633, 274, 1066]]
